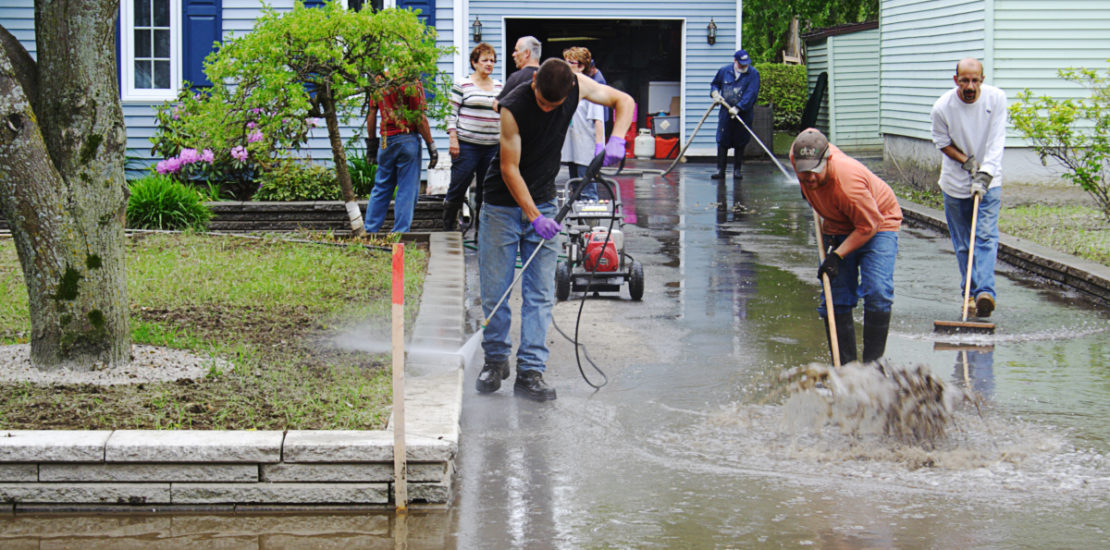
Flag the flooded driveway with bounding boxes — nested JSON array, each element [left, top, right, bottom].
[[2, 162, 1106, 548], [450, 162, 1110, 548]]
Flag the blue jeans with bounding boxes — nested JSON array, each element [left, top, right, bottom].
[[817, 231, 898, 316], [446, 141, 496, 206], [943, 187, 1001, 299], [365, 134, 421, 233], [567, 163, 599, 201], [478, 200, 559, 373]]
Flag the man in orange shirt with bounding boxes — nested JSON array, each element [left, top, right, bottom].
[[790, 129, 903, 364]]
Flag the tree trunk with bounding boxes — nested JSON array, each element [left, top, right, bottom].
[[0, 0, 130, 368], [319, 85, 367, 236]]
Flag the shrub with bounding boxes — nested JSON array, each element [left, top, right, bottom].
[[1010, 65, 1110, 222], [127, 175, 212, 231], [347, 148, 378, 198], [254, 161, 340, 201], [755, 63, 808, 131]]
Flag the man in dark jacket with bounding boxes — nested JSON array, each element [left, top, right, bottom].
[[710, 49, 761, 180]]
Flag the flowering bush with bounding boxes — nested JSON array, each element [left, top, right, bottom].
[[152, 1, 451, 216]]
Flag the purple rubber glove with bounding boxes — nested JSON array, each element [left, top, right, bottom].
[[603, 136, 626, 166], [531, 214, 560, 240], [594, 142, 605, 156]]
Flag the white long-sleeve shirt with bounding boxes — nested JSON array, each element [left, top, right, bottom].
[[930, 84, 1007, 198]]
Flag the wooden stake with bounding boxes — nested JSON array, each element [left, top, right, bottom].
[[391, 243, 408, 512]]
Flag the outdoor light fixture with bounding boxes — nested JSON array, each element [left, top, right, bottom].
[[472, 16, 482, 43], [707, 18, 717, 45]]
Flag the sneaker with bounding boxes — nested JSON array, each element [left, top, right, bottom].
[[733, 170, 743, 180], [475, 359, 510, 393], [975, 293, 995, 318], [513, 370, 557, 401], [963, 297, 977, 318]]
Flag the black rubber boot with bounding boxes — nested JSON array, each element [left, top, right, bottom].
[[862, 310, 892, 363], [475, 359, 509, 393], [514, 370, 557, 401], [442, 202, 462, 231], [823, 312, 857, 364], [733, 153, 743, 180], [711, 147, 728, 179]]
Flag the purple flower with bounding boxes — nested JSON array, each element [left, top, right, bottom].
[[247, 122, 257, 129], [247, 131, 264, 144], [156, 157, 183, 174], [230, 145, 248, 162], [307, 117, 320, 127], [250, 107, 263, 114], [178, 148, 199, 164], [200, 149, 215, 163]]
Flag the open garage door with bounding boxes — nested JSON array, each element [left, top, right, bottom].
[[504, 18, 682, 130]]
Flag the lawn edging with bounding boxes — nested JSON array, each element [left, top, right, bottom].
[[0, 233, 466, 512], [899, 200, 1110, 304]]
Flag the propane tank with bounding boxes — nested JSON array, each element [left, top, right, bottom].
[[634, 128, 654, 159]]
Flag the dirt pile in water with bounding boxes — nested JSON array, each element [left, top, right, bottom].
[[780, 361, 972, 446]]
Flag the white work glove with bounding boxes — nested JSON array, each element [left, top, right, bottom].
[[711, 90, 723, 103], [728, 105, 739, 117], [961, 155, 979, 176], [971, 171, 991, 198]]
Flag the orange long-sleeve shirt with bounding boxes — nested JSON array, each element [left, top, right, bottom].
[[798, 144, 902, 236]]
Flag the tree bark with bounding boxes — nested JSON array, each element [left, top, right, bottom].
[[0, 0, 130, 368], [319, 84, 367, 236]]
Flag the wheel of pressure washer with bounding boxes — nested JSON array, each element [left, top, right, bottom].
[[555, 262, 571, 302], [628, 260, 644, 301]]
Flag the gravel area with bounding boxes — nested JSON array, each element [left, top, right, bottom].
[[0, 345, 225, 386]]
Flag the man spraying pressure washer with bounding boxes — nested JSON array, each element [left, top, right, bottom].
[[710, 49, 760, 180], [790, 129, 902, 364], [477, 58, 634, 401]]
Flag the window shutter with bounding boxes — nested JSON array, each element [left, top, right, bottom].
[[183, 0, 222, 88], [303, 0, 327, 7], [396, 0, 435, 28]]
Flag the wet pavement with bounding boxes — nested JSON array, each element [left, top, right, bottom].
[[3, 161, 1108, 548]]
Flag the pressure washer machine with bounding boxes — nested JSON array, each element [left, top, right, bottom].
[[555, 177, 644, 302]]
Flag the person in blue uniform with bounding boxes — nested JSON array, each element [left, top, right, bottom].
[[710, 49, 761, 180]]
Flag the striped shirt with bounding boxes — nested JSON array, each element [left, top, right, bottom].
[[447, 77, 503, 146]]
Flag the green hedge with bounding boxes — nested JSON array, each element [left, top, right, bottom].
[[127, 174, 212, 231], [755, 63, 808, 131], [254, 161, 340, 201]]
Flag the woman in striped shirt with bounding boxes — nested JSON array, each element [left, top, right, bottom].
[[444, 43, 503, 231]]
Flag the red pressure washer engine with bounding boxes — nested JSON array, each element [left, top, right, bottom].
[[583, 227, 623, 273]]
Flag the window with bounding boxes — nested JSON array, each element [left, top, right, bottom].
[[120, 0, 181, 101]]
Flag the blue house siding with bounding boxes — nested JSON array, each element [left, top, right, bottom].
[[0, 0, 36, 59]]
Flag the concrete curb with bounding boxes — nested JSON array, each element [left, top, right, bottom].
[[0, 233, 466, 512], [899, 200, 1110, 303]]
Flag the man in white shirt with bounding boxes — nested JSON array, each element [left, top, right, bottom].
[[930, 58, 1007, 318]]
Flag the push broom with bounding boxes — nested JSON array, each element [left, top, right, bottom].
[[934, 193, 996, 334]]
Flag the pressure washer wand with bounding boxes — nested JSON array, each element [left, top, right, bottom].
[[479, 153, 606, 330], [713, 97, 795, 181]]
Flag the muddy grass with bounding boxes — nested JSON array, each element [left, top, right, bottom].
[[0, 232, 427, 431]]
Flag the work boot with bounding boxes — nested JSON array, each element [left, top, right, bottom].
[[822, 312, 857, 364], [513, 369, 557, 401], [442, 201, 462, 231], [963, 297, 977, 318], [975, 293, 995, 318], [475, 358, 510, 393], [711, 147, 728, 180], [733, 155, 743, 180], [862, 310, 892, 363]]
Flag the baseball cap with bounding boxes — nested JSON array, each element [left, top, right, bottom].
[[791, 128, 829, 173], [734, 50, 751, 66]]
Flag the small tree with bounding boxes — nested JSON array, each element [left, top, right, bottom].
[[1010, 65, 1110, 222], [154, 1, 451, 233]]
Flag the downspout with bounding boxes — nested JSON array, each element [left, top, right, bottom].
[[454, 0, 466, 79]]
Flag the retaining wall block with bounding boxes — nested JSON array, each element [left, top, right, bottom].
[[105, 431, 283, 463], [170, 482, 388, 504], [0, 431, 111, 463]]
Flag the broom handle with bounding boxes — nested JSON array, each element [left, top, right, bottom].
[[813, 210, 841, 367], [962, 193, 981, 322]]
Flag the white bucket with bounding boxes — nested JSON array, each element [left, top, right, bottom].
[[425, 163, 451, 195]]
